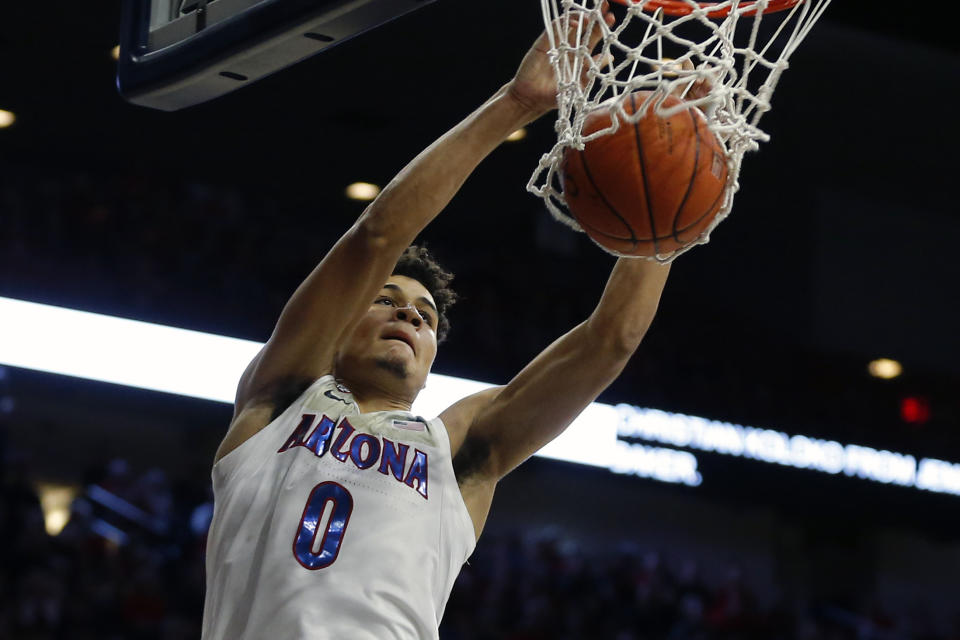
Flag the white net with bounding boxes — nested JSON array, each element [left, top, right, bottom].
[[527, 0, 832, 261]]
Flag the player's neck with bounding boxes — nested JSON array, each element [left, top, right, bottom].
[[354, 392, 412, 414], [339, 377, 414, 414]]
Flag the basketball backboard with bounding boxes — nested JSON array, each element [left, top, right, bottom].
[[117, 0, 436, 111]]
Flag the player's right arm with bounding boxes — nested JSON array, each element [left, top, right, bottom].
[[218, 11, 614, 462], [235, 87, 548, 396], [221, 90, 538, 437], [218, 41, 596, 462]]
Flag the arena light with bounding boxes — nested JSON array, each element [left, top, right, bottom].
[[111, 45, 121, 61], [868, 358, 902, 379], [506, 128, 527, 142], [1, 295, 958, 497], [0, 110, 16, 129], [345, 182, 380, 201], [36, 482, 79, 535]]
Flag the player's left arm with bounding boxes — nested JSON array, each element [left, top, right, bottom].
[[442, 258, 670, 480]]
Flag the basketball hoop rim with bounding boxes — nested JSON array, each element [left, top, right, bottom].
[[609, 0, 802, 17]]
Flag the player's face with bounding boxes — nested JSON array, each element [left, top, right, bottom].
[[335, 275, 439, 393]]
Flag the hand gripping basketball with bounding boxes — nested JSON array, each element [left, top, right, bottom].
[[508, 2, 616, 118]]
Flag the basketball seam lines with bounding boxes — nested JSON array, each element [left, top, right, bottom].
[[672, 108, 701, 243], [673, 144, 728, 237], [674, 169, 727, 236], [569, 94, 725, 246], [632, 93, 659, 255], [580, 157, 725, 243], [578, 147, 637, 245], [576, 212, 719, 243]]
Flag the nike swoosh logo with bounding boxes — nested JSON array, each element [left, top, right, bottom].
[[324, 390, 351, 406]]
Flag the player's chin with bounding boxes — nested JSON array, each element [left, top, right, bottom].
[[373, 354, 411, 380]]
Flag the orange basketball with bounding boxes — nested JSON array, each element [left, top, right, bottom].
[[560, 91, 728, 257]]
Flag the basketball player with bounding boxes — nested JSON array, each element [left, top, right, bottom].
[[201, 6, 670, 638]]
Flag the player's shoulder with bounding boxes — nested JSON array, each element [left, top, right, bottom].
[[216, 375, 338, 465], [438, 386, 503, 456], [267, 374, 363, 419]]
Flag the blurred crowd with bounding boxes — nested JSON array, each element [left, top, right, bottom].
[[2, 446, 957, 640], [0, 450, 207, 639], [444, 531, 956, 640]]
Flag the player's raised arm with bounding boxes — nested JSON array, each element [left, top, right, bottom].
[[227, 10, 615, 433], [234, 87, 536, 406], [443, 257, 669, 514]]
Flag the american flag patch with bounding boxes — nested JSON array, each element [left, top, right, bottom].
[[392, 419, 426, 432]]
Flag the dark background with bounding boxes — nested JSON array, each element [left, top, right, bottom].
[[1, 1, 959, 638]]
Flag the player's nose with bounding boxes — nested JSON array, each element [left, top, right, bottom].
[[394, 304, 421, 328]]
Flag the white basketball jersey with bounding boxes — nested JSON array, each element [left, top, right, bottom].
[[201, 375, 476, 640]]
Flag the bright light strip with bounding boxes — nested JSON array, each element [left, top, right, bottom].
[[0, 297, 261, 402], [0, 109, 16, 128], [1, 295, 958, 497]]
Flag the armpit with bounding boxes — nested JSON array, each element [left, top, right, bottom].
[[453, 434, 493, 485], [266, 377, 317, 422]]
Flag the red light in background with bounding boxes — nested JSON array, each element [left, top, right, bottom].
[[900, 396, 931, 425]]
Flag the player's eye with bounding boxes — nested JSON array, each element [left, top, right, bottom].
[[375, 296, 395, 306], [417, 309, 434, 326]]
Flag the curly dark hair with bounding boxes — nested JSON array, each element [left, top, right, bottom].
[[392, 245, 457, 344]]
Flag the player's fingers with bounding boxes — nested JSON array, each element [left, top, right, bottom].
[[542, 4, 613, 55], [579, 50, 613, 86], [650, 57, 680, 77], [592, 51, 615, 70], [693, 77, 715, 99], [585, 4, 614, 50]]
